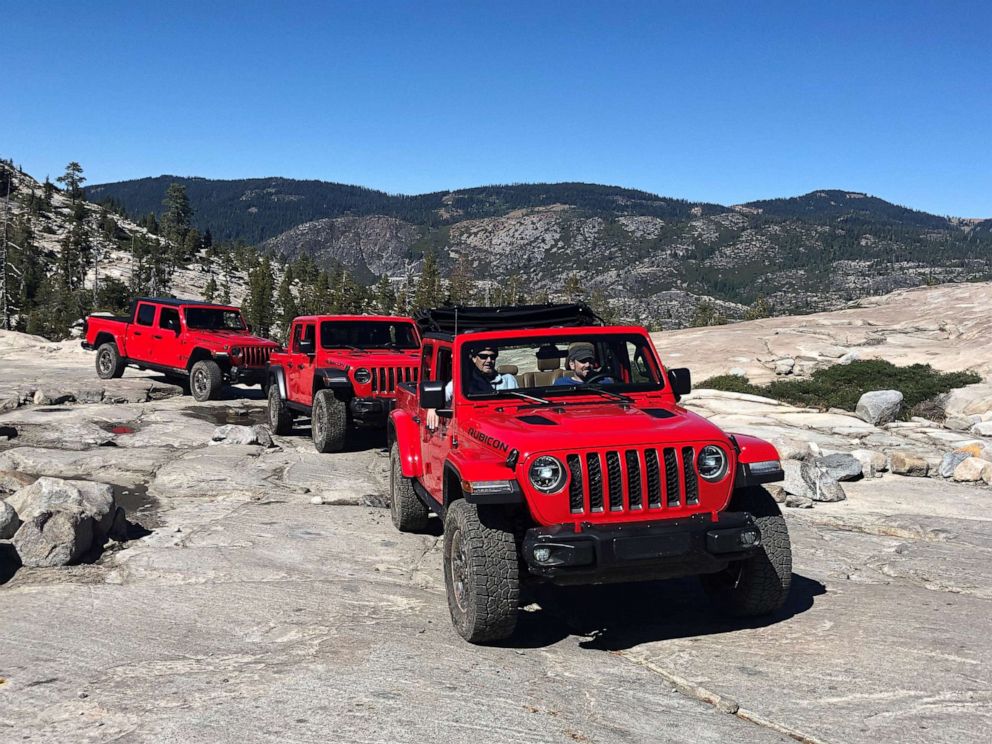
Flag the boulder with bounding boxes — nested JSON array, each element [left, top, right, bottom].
[[850, 448, 887, 478], [785, 494, 814, 509], [32, 388, 75, 406], [953, 440, 992, 461], [211, 424, 260, 446], [951, 457, 992, 483], [889, 452, 930, 477], [781, 461, 813, 499], [74, 387, 105, 404], [6, 477, 116, 540], [769, 436, 812, 461], [945, 414, 980, 432], [251, 425, 274, 448], [0, 499, 20, 539], [800, 460, 847, 502], [774, 358, 795, 375], [13, 510, 93, 567], [938, 450, 972, 479], [0, 394, 20, 413], [0, 470, 36, 495], [969, 421, 992, 437], [814, 453, 863, 482], [856, 390, 904, 426], [728, 367, 747, 378]]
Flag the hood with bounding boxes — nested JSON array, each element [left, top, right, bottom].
[[187, 330, 279, 347], [316, 349, 420, 366], [462, 403, 731, 457]]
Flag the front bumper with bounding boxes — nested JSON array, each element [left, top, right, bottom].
[[229, 366, 267, 385], [522, 512, 761, 585], [348, 397, 394, 424]]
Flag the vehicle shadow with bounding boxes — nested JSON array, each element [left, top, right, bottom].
[[292, 422, 389, 453], [142, 374, 266, 401], [506, 573, 826, 651]]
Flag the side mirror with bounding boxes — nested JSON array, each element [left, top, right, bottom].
[[419, 380, 447, 411], [298, 338, 315, 355], [667, 367, 691, 400]]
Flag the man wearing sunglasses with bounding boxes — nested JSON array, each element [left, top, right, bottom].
[[427, 344, 518, 430]]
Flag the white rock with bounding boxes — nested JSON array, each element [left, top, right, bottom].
[[7, 477, 116, 539], [969, 421, 992, 437], [856, 390, 904, 426], [0, 499, 20, 539], [951, 457, 992, 483]]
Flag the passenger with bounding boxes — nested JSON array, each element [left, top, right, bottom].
[[426, 344, 518, 430], [553, 342, 613, 385]]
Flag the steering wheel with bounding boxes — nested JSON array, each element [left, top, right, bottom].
[[584, 371, 612, 385]]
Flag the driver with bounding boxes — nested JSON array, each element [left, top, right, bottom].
[[426, 343, 518, 430], [554, 342, 612, 385]]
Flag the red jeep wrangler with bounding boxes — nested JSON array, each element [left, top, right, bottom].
[[83, 298, 279, 401], [266, 315, 421, 451], [388, 304, 792, 643]]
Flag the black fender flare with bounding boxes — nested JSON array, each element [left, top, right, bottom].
[[267, 365, 288, 400], [315, 367, 353, 394], [444, 461, 523, 507]]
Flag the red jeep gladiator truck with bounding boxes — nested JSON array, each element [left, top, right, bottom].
[[266, 315, 421, 452], [388, 304, 792, 643], [83, 297, 279, 401]]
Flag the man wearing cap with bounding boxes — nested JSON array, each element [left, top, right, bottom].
[[427, 343, 518, 430], [554, 342, 613, 385]]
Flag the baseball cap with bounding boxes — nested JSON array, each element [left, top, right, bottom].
[[567, 342, 595, 363]]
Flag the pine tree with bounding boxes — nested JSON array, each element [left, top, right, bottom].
[[412, 251, 442, 312], [56, 162, 85, 201], [563, 273, 584, 302], [161, 183, 193, 252], [374, 275, 395, 314], [275, 267, 298, 337], [446, 254, 476, 304], [243, 257, 275, 336], [203, 276, 218, 303]]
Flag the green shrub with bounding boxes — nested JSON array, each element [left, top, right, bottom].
[[699, 360, 981, 416]]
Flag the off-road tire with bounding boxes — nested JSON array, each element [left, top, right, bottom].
[[311, 389, 346, 453], [389, 442, 429, 532], [700, 486, 792, 616], [190, 359, 223, 402], [443, 500, 520, 643], [95, 342, 126, 380], [267, 384, 293, 435]]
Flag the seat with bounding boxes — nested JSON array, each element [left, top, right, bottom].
[[522, 345, 564, 387]]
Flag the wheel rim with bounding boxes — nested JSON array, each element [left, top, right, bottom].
[[313, 402, 323, 441], [98, 351, 112, 375], [450, 529, 468, 613], [192, 369, 207, 397]]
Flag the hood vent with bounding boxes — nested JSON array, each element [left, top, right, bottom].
[[643, 408, 676, 419], [517, 414, 556, 426]]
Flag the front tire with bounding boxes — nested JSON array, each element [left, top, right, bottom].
[[267, 384, 293, 435], [311, 389, 346, 452], [443, 500, 519, 643], [389, 442, 429, 532], [95, 342, 126, 379], [700, 486, 792, 616], [190, 360, 222, 402]]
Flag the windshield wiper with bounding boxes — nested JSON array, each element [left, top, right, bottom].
[[504, 390, 553, 405], [548, 385, 633, 404]]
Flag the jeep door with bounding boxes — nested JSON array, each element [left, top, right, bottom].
[[125, 302, 159, 362], [156, 306, 185, 368], [289, 321, 317, 405], [420, 342, 453, 497]]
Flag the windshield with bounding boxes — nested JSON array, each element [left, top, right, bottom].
[[320, 320, 419, 350], [457, 333, 664, 399], [184, 307, 246, 331]]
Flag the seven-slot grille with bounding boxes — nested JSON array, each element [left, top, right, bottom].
[[240, 346, 272, 368], [564, 446, 700, 515], [369, 366, 419, 393]]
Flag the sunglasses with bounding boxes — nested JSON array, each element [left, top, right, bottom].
[[475, 352, 498, 360]]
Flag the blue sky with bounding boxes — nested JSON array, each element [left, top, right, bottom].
[[3, 1, 990, 217]]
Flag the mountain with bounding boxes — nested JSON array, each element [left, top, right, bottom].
[[86, 175, 992, 328]]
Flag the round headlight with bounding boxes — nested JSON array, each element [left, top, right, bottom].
[[697, 445, 728, 481], [529, 456, 566, 493], [354, 368, 372, 384], [230, 346, 243, 358]]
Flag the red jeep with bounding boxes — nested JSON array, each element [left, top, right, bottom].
[[83, 298, 279, 401], [266, 315, 421, 451], [388, 304, 792, 643]]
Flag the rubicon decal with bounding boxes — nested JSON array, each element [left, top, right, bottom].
[[467, 428, 509, 453]]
